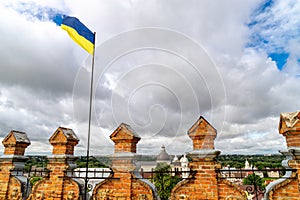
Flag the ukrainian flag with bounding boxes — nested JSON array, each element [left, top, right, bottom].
[[61, 16, 95, 54]]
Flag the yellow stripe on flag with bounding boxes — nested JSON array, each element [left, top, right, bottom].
[[61, 24, 94, 54]]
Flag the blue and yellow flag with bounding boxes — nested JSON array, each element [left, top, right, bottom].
[[60, 16, 95, 54]]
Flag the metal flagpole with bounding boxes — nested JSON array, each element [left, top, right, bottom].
[[84, 32, 96, 200]]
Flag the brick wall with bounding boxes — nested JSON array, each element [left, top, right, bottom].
[[218, 179, 246, 200], [0, 162, 25, 200], [265, 111, 300, 199], [92, 123, 159, 200], [268, 179, 299, 199], [28, 127, 81, 200], [0, 112, 300, 199], [170, 116, 246, 200], [0, 130, 30, 200]]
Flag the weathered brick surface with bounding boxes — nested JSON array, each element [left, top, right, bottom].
[[2, 114, 300, 199], [171, 160, 220, 199], [2, 130, 30, 156], [0, 130, 30, 200], [5, 176, 23, 200], [93, 123, 158, 200], [28, 127, 81, 200], [269, 178, 300, 200], [266, 111, 300, 200], [188, 116, 217, 150], [49, 127, 79, 155], [171, 116, 246, 200], [28, 176, 80, 200], [218, 179, 246, 200], [279, 111, 300, 148], [93, 173, 156, 200], [170, 158, 246, 200], [0, 161, 15, 199], [267, 160, 300, 200], [110, 123, 141, 153], [0, 172, 25, 200]]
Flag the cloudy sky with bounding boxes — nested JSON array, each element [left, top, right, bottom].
[[0, 0, 299, 156]]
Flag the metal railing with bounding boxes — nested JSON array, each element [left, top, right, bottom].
[[10, 167, 115, 180], [139, 169, 196, 180], [11, 168, 50, 178], [67, 168, 114, 179], [216, 168, 297, 200], [11, 166, 296, 200]]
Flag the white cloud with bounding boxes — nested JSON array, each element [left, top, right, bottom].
[[0, 0, 299, 157]]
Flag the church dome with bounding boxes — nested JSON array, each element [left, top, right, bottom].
[[157, 145, 170, 162]]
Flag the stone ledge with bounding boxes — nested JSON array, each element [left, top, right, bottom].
[[188, 149, 220, 160]]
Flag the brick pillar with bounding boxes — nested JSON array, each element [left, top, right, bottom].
[[277, 111, 300, 198], [187, 116, 220, 199], [28, 127, 81, 200], [110, 123, 141, 173], [279, 110, 300, 181], [93, 123, 159, 200], [264, 111, 300, 199], [110, 124, 141, 199], [111, 123, 141, 154], [0, 130, 30, 199], [171, 116, 221, 199]]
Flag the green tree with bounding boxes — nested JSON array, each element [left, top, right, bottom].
[[76, 156, 108, 168], [243, 174, 264, 189], [30, 177, 43, 187], [153, 163, 181, 200]]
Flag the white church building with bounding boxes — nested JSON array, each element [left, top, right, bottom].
[[139, 145, 190, 179]]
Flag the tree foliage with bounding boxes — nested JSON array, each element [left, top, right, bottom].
[[30, 177, 43, 186], [243, 174, 264, 189], [153, 163, 182, 200], [76, 156, 108, 168], [24, 156, 48, 171], [217, 154, 284, 169]]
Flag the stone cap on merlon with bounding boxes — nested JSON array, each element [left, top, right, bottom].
[[279, 111, 300, 149], [2, 130, 31, 155], [110, 123, 141, 140], [187, 116, 217, 150], [279, 111, 300, 134], [49, 127, 79, 144], [49, 127, 79, 155], [110, 123, 141, 153], [2, 130, 30, 144]]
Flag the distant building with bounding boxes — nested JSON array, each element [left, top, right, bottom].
[[157, 145, 171, 164], [179, 155, 189, 179], [266, 168, 280, 178], [244, 159, 252, 169], [139, 145, 190, 179], [220, 159, 259, 184]]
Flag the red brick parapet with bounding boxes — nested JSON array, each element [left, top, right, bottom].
[[0, 130, 31, 199], [28, 127, 81, 200], [279, 111, 300, 198], [263, 111, 300, 199], [171, 116, 246, 200], [93, 123, 159, 200], [264, 151, 300, 199]]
